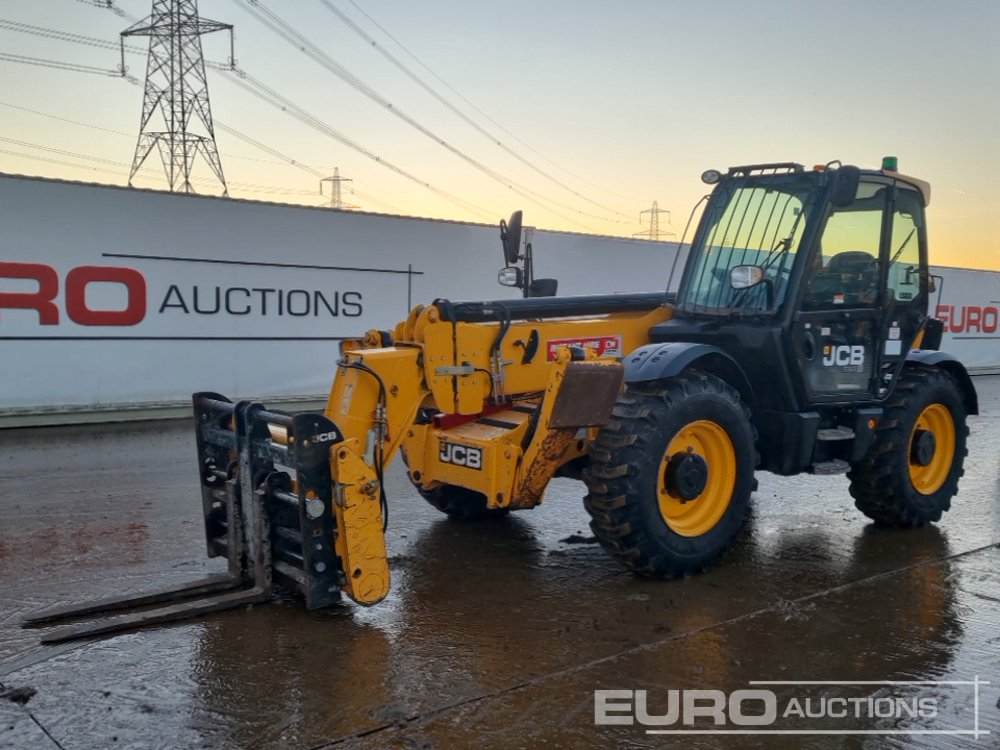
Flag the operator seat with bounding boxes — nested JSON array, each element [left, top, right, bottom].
[[804, 250, 877, 308], [827, 251, 877, 305]]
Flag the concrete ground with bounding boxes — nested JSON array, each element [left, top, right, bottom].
[[1, 378, 998, 750]]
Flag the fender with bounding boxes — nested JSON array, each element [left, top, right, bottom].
[[905, 350, 979, 415], [623, 342, 754, 403]]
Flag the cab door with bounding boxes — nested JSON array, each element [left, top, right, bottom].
[[794, 180, 889, 402], [880, 185, 928, 374]]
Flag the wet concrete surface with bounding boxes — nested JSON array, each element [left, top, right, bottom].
[[1, 378, 999, 749]]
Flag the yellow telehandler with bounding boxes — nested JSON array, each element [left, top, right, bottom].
[[27, 159, 977, 642]]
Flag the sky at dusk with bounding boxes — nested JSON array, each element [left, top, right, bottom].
[[1, 0, 998, 269]]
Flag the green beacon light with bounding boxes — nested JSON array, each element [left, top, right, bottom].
[[882, 155, 899, 172]]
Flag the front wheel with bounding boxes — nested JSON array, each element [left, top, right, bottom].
[[849, 366, 968, 526], [583, 371, 756, 578]]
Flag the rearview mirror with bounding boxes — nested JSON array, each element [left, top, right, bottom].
[[830, 166, 860, 208], [498, 266, 523, 287], [500, 210, 523, 265], [730, 265, 765, 289]]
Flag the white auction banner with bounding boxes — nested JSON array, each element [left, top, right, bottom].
[[931, 266, 1000, 373], [1, 174, 996, 423], [0, 174, 676, 418]]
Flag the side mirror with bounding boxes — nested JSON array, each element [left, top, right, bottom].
[[730, 265, 765, 289], [830, 165, 860, 208], [498, 266, 523, 287], [500, 210, 523, 265], [527, 278, 558, 298]]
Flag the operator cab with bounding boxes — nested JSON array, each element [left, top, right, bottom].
[[653, 159, 933, 412]]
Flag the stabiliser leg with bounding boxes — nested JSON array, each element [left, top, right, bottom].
[[22, 394, 347, 643]]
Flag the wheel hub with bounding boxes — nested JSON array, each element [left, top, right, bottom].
[[665, 451, 709, 502], [910, 428, 937, 467]]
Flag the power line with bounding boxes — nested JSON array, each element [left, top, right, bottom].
[[0, 51, 118, 76], [216, 65, 499, 221], [0, 60, 411, 214], [0, 137, 323, 197], [314, 0, 635, 221], [0, 31, 492, 219], [0, 100, 132, 137], [0, 18, 132, 51], [230, 0, 609, 230], [0, 100, 307, 169], [73, 0, 139, 23], [213, 120, 325, 176], [343, 0, 643, 204]]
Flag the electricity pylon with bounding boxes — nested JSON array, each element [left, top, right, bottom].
[[634, 201, 675, 240], [122, 0, 233, 195], [320, 167, 353, 209]]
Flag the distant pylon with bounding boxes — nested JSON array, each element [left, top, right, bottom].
[[634, 201, 675, 240], [121, 1, 234, 195], [320, 167, 353, 209]]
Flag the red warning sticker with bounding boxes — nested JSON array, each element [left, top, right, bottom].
[[546, 335, 624, 361]]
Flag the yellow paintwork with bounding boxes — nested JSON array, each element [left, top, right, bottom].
[[909, 403, 955, 495], [329, 438, 390, 605], [427, 307, 669, 414], [512, 348, 623, 507], [409, 412, 531, 508], [400, 346, 625, 510], [318, 298, 673, 603], [657, 419, 737, 537], [325, 346, 428, 471]]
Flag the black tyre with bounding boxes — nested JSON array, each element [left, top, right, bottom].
[[583, 371, 756, 578], [848, 366, 968, 526], [417, 484, 509, 522]]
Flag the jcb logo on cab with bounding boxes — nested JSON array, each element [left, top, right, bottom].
[[823, 345, 865, 367]]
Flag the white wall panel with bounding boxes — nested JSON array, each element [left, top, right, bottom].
[[0, 174, 677, 415], [1, 174, 995, 422]]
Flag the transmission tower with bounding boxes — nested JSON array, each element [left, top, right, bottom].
[[320, 167, 353, 209], [634, 201, 675, 240], [121, 1, 234, 195]]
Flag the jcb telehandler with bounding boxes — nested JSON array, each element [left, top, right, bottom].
[[28, 158, 977, 642]]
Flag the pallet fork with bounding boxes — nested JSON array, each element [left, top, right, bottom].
[[23, 394, 349, 643]]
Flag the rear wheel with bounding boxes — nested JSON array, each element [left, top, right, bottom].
[[417, 484, 509, 522], [583, 371, 756, 578], [848, 366, 968, 525]]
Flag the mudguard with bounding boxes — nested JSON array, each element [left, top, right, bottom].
[[623, 342, 754, 402], [906, 350, 979, 415]]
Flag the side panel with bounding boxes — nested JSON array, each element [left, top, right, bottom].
[[905, 351, 979, 415], [623, 342, 754, 402], [422, 305, 670, 415]]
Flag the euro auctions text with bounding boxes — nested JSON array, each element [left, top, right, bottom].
[[595, 679, 991, 738]]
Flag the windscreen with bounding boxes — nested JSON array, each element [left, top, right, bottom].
[[677, 172, 821, 313]]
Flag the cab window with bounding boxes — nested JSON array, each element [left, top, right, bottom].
[[886, 188, 924, 305], [803, 182, 887, 310]]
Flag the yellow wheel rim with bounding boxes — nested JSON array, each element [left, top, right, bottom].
[[657, 420, 736, 537], [908, 403, 955, 495]]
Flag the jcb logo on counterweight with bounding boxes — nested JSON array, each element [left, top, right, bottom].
[[823, 345, 865, 367], [439, 442, 482, 470]]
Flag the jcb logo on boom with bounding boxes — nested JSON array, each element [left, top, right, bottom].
[[439, 442, 483, 470], [823, 345, 865, 367]]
